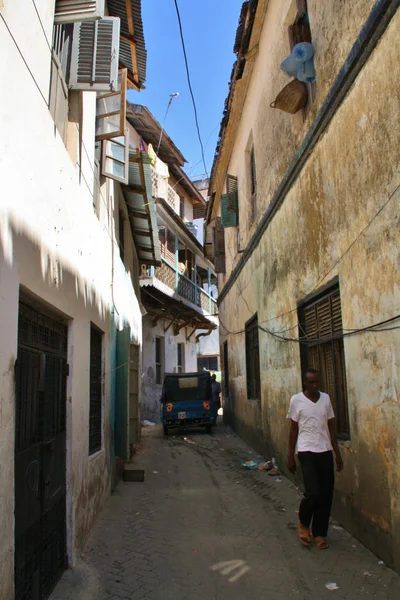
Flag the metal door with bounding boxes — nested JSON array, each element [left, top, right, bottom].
[[14, 302, 68, 600]]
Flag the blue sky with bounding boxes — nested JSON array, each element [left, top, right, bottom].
[[127, 0, 244, 180]]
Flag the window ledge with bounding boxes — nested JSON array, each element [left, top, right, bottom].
[[89, 448, 105, 462]]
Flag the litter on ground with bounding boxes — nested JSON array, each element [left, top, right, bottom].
[[142, 420, 156, 427], [326, 582, 339, 590]]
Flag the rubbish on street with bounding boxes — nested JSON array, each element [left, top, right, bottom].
[[142, 420, 156, 427], [272, 457, 278, 469], [332, 525, 343, 531], [378, 561, 384, 565], [275, 478, 282, 482], [258, 461, 273, 471], [363, 572, 371, 577], [326, 583, 339, 590], [268, 468, 280, 476], [242, 460, 258, 469], [153, 470, 159, 474], [184, 437, 196, 445]]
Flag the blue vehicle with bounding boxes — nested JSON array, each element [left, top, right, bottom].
[[161, 372, 215, 435]]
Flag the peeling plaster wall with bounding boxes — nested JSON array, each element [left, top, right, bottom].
[[142, 316, 198, 422], [218, 5, 400, 570]]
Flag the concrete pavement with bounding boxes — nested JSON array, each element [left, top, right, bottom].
[[51, 425, 400, 599]]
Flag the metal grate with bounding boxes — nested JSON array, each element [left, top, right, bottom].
[[89, 326, 103, 455], [18, 303, 68, 356]]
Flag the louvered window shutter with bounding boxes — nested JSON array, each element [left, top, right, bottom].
[[69, 17, 120, 91], [158, 228, 166, 257], [102, 127, 129, 184], [54, 0, 104, 24], [221, 194, 238, 228], [226, 174, 239, 213], [213, 217, 226, 273], [95, 69, 127, 140]]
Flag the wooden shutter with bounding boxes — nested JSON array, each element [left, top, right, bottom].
[[69, 17, 120, 91], [179, 197, 185, 219], [296, 0, 307, 17], [158, 227, 166, 257], [213, 217, 226, 273], [221, 194, 238, 228], [193, 205, 206, 219], [102, 127, 129, 184], [54, 0, 104, 24], [95, 69, 127, 140], [226, 174, 239, 213], [166, 230, 175, 264]]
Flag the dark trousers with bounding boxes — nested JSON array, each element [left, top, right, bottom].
[[298, 451, 334, 538]]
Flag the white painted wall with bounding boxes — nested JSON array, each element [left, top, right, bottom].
[[142, 316, 198, 422], [0, 2, 143, 595]]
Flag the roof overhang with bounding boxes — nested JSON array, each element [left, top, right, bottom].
[[169, 164, 206, 205], [140, 281, 217, 335], [126, 103, 186, 166], [108, 0, 147, 90], [123, 150, 161, 266]]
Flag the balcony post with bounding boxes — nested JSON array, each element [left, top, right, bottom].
[[208, 268, 212, 314], [193, 263, 197, 305], [175, 235, 179, 290]]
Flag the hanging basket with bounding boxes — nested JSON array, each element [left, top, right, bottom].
[[270, 79, 308, 114]]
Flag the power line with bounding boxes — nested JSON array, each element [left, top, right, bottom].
[[173, 0, 209, 179], [219, 180, 400, 334]]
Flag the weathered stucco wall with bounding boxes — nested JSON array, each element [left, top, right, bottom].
[[0, 2, 143, 595], [142, 316, 198, 422], [218, 6, 400, 570]]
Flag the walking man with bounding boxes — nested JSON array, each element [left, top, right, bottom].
[[287, 368, 343, 549]]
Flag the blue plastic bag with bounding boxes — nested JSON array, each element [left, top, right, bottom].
[[292, 42, 314, 63], [280, 54, 298, 77], [297, 58, 316, 83]]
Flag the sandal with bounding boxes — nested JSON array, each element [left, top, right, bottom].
[[314, 536, 329, 549], [298, 522, 312, 546]]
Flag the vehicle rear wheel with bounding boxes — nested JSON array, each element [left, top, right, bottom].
[[205, 424, 212, 434], [163, 426, 169, 436]]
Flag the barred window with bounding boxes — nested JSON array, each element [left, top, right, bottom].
[[197, 356, 218, 372], [245, 314, 260, 400], [89, 325, 103, 455], [299, 285, 350, 439]]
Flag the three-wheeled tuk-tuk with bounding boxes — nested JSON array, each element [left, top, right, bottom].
[[160, 372, 215, 435]]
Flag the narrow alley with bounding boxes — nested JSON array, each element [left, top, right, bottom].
[[51, 425, 400, 600]]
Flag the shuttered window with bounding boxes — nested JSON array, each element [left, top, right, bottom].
[[213, 217, 226, 273], [221, 194, 238, 228], [89, 325, 103, 455], [198, 356, 218, 372], [299, 285, 350, 439], [193, 205, 206, 219], [288, 0, 312, 49], [179, 197, 185, 219], [166, 230, 176, 265], [245, 314, 260, 400], [69, 17, 120, 91], [226, 174, 239, 214], [250, 145, 257, 221], [54, 0, 104, 24]]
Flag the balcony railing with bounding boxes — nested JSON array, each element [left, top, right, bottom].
[[151, 258, 217, 316], [151, 167, 179, 212]]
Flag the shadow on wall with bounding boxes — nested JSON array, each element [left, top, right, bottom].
[[0, 216, 117, 553]]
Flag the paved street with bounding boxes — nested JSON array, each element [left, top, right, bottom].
[[51, 425, 400, 600]]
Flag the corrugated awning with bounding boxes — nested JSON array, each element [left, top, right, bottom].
[[107, 0, 147, 89], [123, 150, 161, 266]]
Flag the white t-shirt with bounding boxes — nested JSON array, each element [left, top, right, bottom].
[[287, 392, 335, 453]]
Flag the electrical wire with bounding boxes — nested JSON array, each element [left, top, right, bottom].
[[219, 180, 400, 335], [173, 0, 209, 179]]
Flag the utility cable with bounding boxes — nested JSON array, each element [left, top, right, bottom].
[[173, 0, 209, 179]]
